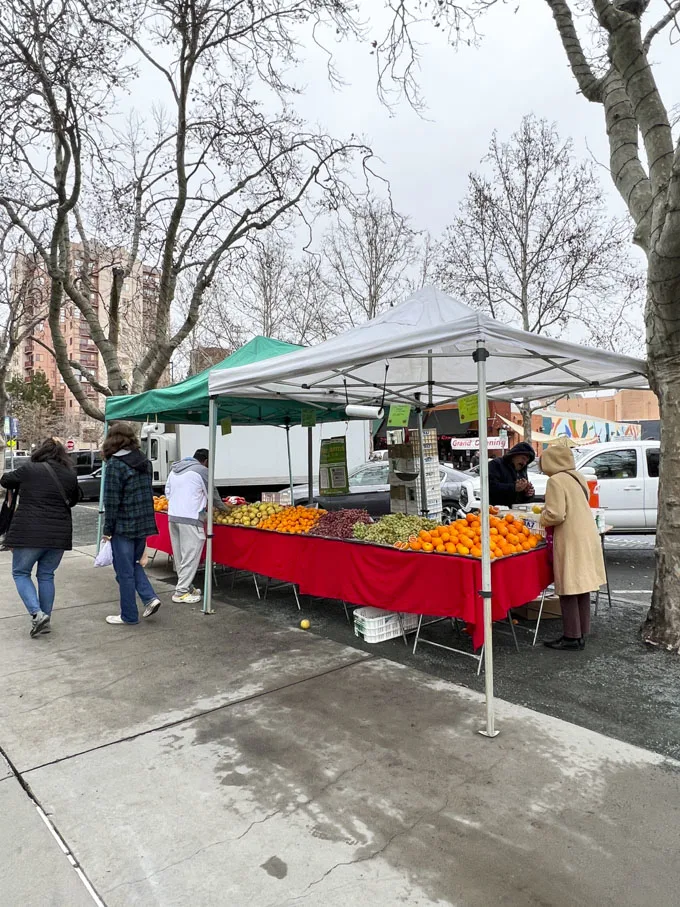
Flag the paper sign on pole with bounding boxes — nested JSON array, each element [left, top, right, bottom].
[[319, 437, 349, 495], [301, 408, 317, 428], [457, 393, 490, 424], [220, 417, 232, 436], [387, 404, 411, 428]]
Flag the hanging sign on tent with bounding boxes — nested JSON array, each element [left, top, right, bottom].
[[457, 393, 490, 424], [301, 408, 317, 428], [319, 437, 349, 495], [387, 404, 411, 428], [220, 417, 232, 436]]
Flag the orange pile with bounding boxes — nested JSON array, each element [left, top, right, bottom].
[[403, 512, 541, 559], [153, 495, 168, 512], [258, 505, 326, 534]]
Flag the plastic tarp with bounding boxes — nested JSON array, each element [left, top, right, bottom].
[[208, 288, 648, 405], [104, 335, 346, 426]]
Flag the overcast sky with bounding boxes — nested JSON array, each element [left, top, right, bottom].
[[292, 2, 679, 237]]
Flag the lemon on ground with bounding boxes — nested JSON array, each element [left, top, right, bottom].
[[300, 619, 310, 630]]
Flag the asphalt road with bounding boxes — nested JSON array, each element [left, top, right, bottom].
[[604, 533, 655, 605]]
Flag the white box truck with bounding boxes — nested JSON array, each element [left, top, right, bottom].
[[141, 421, 371, 498]]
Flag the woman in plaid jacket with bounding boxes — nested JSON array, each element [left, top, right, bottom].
[[102, 423, 161, 625]]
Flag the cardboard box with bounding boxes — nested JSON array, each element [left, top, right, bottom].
[[513, 595, 562, 621]]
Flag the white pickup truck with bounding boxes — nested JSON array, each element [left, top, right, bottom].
[[572, 440, 659, 532]]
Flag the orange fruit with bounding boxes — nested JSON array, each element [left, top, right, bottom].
[[445, 542, 456, 553], [410, 539, 422, 550], [435, 543, 445, 553], [457, 544, 470, 556], [419, 530, 432, 542], [422, 542, 434, 552], [470, 546, 482, 558], [466, 513, 476, 523]]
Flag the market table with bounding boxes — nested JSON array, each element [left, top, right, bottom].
[[149, 513, 552, 650]]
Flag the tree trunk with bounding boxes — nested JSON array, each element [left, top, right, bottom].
[[642, 272, 680, 650], [521, 399, 533, 444]]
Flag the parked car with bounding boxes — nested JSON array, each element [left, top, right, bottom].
[[69, 449, 102, 476], [572, 441, 659, 532], [77, 468, 102, 502], [289, 460, 476, 519]]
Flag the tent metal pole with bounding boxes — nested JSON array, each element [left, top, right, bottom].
[[285, 423, 294, 501], [96, 421, 109, 553], [416, 409, 429, 517], [203, 398, 217, 615], [474, 341, 498, 738], [307, 427, 314, 506]]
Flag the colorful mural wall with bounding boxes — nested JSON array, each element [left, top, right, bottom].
[[540, 413, 641, 442]]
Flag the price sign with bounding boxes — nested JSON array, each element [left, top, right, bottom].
[[301, 408, 317, 428], [220, 418, 232, 436], [319, 437, 349, 495], [457, 394, 490, 424], [387, 404, 411, 428]]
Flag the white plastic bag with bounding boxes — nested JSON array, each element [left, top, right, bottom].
[[94, 539, 113, 568]]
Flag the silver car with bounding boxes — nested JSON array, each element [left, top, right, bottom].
[[289, 461, 476, 519]]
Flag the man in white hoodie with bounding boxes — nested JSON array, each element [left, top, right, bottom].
[[165, 449, 227, 603]]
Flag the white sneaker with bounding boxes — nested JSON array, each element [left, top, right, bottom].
[[106, 615, 132, 625], [172, 591, 202, 604], [143, 598, 162, 618]]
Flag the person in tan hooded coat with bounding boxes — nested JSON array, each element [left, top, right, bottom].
[[539, 443, 606, 650]]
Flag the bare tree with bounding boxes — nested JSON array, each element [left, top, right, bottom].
[[323, 195, 420, 328], [0, 0, 372, 419], [524, 3, 680, 650], [435, 115, 644, 440], [198, 236, 333, 348]]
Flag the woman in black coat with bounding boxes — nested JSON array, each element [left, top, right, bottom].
[[1, 438, 79, 637]]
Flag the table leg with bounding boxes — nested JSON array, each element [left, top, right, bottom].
[[532, 589, 547, 647]]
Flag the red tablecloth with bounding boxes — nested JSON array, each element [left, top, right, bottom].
[[147, 513, 205, 563], [147, 512, 173, 555], [149, 513, 552, 650], [210, 522, 552, 650]]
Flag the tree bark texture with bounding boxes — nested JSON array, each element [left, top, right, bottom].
[[546, 0, 680, 647]]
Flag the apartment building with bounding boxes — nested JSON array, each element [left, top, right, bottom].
[[11, 245, 163, 439]]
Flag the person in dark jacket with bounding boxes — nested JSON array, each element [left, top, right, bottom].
[[0, 438, 79, 637], [487, 441, 536, 507], [102, 422, 161, 626]]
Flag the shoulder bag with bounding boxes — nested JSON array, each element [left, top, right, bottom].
[[43, 462, 72, 509]]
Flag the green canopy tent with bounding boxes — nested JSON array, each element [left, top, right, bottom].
[[104, 335, 350, 426]]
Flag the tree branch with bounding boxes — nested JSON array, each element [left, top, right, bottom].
[[643, 1, 680, 51], [29, 334, 111, 398]]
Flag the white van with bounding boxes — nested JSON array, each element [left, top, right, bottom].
[[573, 440, 659, 532]]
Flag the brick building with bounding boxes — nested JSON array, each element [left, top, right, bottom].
[[11, 245, 163, 440]]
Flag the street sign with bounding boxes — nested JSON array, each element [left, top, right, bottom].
[[66, 439, 76, 451]]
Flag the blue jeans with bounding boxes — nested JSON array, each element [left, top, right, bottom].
[[110, 535, 156, 624], [12, 548, 65, 617]]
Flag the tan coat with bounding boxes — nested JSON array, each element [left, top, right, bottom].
[[539, 445, 606, 596]]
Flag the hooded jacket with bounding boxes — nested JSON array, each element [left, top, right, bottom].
[[540, 444, 605, 595], [103, 448, 157, 539], [487, 441, 536, 507], [165, 458, 226, 526]]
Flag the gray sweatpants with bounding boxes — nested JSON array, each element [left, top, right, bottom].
[[169, 522, 205, 594]]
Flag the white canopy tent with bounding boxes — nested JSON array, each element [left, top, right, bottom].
[[207, 288, 648, 737]]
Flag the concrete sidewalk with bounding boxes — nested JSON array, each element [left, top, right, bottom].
[[1, 548, 679, 906]]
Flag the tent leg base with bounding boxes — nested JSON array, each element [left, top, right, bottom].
[[202, 607, 215, 615], [478, 729, 500, 739]]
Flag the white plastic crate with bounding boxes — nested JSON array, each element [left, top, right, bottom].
[[353, 606, 419, 643]]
